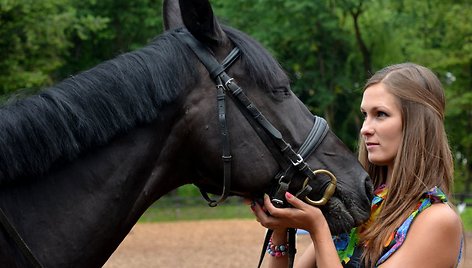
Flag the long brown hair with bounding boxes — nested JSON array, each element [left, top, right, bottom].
[[357, 63, 454, 266]]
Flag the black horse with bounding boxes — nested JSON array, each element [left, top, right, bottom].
[[0, 0, 372, 267]]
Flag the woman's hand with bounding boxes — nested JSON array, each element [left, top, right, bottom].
[[251, 192, 327, 234], [250, 192, 343, 268]]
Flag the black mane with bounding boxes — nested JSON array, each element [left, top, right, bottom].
[[0, 26, 286, 184]]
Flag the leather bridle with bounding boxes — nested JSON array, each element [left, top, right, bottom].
[[0, 28, 338, 268], [172, 28, 337, 267]]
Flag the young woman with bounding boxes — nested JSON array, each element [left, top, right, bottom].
[[251, 63, 463, 267]]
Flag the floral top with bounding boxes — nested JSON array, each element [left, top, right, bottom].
[[333, 185, 462, 267]]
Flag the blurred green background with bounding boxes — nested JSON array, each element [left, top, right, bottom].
[[1, 0, 471, 228]]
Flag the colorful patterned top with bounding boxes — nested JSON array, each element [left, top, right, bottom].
[[333, 185, 462, 267]]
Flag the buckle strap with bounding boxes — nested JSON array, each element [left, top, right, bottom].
[[221, 47, 241, 70], [220, 73, 309, 170], [200, 78, 232, 207], [287, 228, 297, 268], [172, 29, 225, 80]]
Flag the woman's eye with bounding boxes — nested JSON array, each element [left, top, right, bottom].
[[377, 111, 388, 117], [362, 111, 388, 119]]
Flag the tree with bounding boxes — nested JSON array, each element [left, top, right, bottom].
[[0, 0, 109, 96], [357, 0, 472, 192], [1, 0, 471, 192], [58, 0, 163, 77]]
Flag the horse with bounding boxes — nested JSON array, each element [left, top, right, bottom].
[[0, 0, 372, 267]]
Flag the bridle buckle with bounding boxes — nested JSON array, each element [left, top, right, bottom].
[[290, 153, 304, 166], [302, 169, 337, 206]]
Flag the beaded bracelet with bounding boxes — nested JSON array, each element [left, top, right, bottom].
[[266, 238, 289, 257]]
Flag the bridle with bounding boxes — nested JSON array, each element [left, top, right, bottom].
[[172, 28, 337, 267], [0, 28, 338, 268]]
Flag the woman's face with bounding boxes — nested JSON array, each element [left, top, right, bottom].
[[360, 83, 403, 171]]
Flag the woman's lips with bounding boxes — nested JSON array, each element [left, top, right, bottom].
[[365, 142, 379, 149]]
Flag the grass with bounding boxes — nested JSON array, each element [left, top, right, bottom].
[[460, 208, 472, 232], [138, 199, 254, 222], [139, 197, 472, 233]]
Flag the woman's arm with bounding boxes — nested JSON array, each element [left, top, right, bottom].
[[264, 228, 291, 268], [252, 192, 342, 268], [379, 203, 462, 268], [308, 216, 343, 268]]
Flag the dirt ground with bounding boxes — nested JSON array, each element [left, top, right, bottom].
[[104, 219, 471, 268]]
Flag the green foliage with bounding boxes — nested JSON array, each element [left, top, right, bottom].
[[214, 0, 366, 149], [460, 207, 472, 232], [214, 0, 472, 187], [1, 0, 471, 192], [0, 0, 163, 95], [0, 0, 109, 94], [57, 0, 163, 76]]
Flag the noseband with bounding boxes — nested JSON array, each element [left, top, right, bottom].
[[173, 28, 336, 208]]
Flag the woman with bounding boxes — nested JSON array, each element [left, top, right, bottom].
[[251, 63, 463, 267]]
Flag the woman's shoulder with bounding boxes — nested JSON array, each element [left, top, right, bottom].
[[398, 202, 462, 249], [405, 203, 462, 264], [380, 203, 463, 267], [416, 186, 461, 234], [415, 202, 462, 232]]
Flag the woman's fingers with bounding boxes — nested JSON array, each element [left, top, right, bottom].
[[250, 192, 323, 231], [259, 192, 303, 218], [284, 191, 308, 209], [263, 194, 279, 214], [250, 195, 286, 229], [251, 200, 271, 220]]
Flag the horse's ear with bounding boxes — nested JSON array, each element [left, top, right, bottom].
[[178, 0, 225, 46], [163, 0, 184, 30]]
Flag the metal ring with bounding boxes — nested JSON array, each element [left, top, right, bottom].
[[302, 169, 337, 206]]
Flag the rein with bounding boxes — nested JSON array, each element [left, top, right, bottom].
[[172, 28, 337, 267], [0, 207, 43, 267]]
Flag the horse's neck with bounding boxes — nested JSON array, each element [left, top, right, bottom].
[[0, 115, 189, 267]]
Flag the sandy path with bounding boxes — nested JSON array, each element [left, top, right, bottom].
[[103, 219, 310, 268], [104, 219, 470, 268]]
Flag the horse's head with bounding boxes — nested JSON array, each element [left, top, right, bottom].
[[163, 0, 373, 234]]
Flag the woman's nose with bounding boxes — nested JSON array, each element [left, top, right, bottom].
[[360, 120, 374, 136]]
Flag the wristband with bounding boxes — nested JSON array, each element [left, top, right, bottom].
[[266, 238, 288, 257]]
